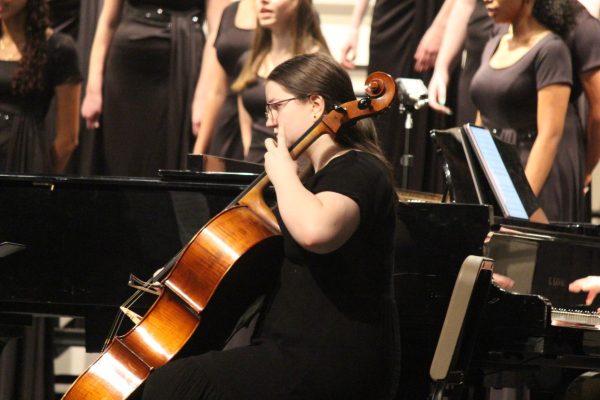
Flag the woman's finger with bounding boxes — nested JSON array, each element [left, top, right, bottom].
[[264, 137, 276, 151]]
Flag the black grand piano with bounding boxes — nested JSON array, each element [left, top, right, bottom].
[[422, 126, 600, 399], [0, 149, 599, 399]]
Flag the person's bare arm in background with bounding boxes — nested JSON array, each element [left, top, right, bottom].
[[428, 0, 477, 115], [191, 0, 231, 136], [582, 69, 600, 191], [338, 0, 370, 70], [414, 0, 457, 73], [80, 0, 124, 129]]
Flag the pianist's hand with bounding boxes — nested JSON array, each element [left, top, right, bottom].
[[569, 276, 600, 311], [492, 273, 515, 290]]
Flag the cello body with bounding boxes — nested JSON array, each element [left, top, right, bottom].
[[61, 72, 396, 399], [62, 205, 282, 399]]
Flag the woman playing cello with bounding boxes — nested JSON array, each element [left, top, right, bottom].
[[142, 53, 401, 400]]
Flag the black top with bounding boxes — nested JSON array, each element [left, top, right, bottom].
[[240, 75, 273, 162], [127, 0, 203, 12], [256, 150, 398, 395], [214, 2, 253, 78], [151, 151, 400, 400], [471, 33, 572, 131], [0, 32, 81, 119], [207, 1, 252, 159]]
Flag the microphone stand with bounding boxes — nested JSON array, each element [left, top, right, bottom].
[[398, 98, 428, 190]]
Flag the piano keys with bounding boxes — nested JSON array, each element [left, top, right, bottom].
[[552, 308, 600, 328]]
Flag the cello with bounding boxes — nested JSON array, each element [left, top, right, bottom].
[[61, 71, 397, 399]]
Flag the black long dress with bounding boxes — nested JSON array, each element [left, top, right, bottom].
[[471, 33, 584, 222], [0, 32, 81, 173], [368, 0, 449, 192], [100, 0, 204, 177], [207, 1, 252, 159], [142, 151, 400, 400]]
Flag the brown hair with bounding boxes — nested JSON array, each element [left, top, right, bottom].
[[267, 53, 394, 178], [232, 0, 330, 92], [0, 0, 50, 95]]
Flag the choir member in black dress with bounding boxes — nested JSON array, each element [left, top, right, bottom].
[[231, 0, 329, 163], [81, 0, 228, 177], [339, 0, 450, 192], [470, 0, 583, 222], [142, 53, 400, 400], [193, 0, 255, 159], [0, 0, 81, 173]]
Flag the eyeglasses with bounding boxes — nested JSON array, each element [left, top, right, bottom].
[[265, 96, 304, 121]]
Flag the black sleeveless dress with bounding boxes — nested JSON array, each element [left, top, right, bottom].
[[207, 1, 253, 160], [100, 0, 204, 177]]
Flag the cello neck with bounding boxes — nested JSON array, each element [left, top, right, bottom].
[[233, 116, 336, 231]]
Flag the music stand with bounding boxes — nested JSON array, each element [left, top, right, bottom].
[[431, 124, 540, 220]]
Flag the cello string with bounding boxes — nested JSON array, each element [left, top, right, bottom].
[[102, 249, 183, 348]]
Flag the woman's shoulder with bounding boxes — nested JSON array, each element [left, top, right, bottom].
[[317, 151, 396, 215], [326, 151, 389, 180], [46, 31, 82, 84], [533, 32, 571, 62], [47, 30, 78, 54]]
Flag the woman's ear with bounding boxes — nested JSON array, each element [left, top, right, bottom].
[[308, 94, 326, 117]]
